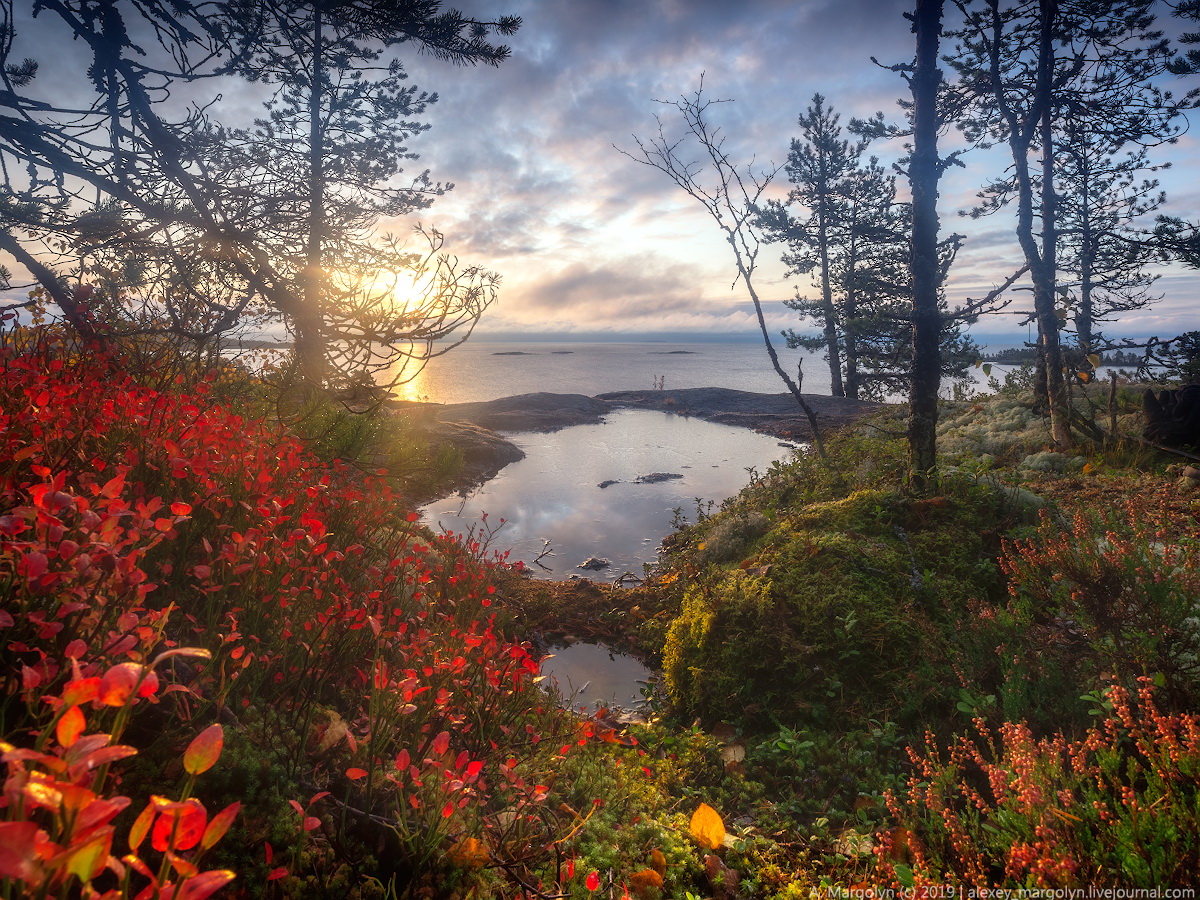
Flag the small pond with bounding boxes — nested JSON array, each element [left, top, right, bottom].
[[539, 642, 656, 715], [420, 408, 795, 578]]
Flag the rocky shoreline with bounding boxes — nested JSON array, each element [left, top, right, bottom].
[[389, 388, 883, 498]]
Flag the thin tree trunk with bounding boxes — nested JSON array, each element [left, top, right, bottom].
[[817, 199, 845, 397], [298, 4, 328, 390], [907, 0, 945, 493], [742, 260, 826, 457], [0, 229, 102, 345]]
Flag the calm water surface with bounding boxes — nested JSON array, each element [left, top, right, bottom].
[[420, 408, 793, 578], [392, 341, 827, 404]]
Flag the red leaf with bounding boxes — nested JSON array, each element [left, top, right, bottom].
[[100, 474, 125, 499], [170, 501, 193, 516], [99, 662, 156, 706], [20, 550, 48, 578], [345, 767, 368, 781], [302, 816, 321, 832], [586, 870, 601, 891], [183, 724, 223, 775], [267, 867, 289, 881], [431, 731, 450, 757], [0, 821, 40, 881], [151, 799, 206, 852], [441, 801, 454, 818]]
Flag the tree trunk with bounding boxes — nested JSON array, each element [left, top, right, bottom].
[[298, 3, 329, 391], [817, 198, 845, 397], [907, 0, 945, 494], [1034, 0, 1072, 448]]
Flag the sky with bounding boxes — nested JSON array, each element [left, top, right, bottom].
[[374, 0, 1200, 345], [7, 0, 1200, 347]]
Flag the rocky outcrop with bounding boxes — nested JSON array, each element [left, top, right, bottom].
[[433, 392, 613, 433], [598, 387, 882, 441]]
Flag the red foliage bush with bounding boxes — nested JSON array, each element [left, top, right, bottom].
[[0, 335, 566, 896]]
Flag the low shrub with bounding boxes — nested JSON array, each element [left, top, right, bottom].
[[879, 678, 1200, 888], [0, 332, 580, 897]]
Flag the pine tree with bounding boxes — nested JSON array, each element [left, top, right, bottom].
[[947, 0, 1181, 448]]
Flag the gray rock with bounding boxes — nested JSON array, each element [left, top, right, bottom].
[[578, 557, 611, 570], [635, 472, 683, 484]]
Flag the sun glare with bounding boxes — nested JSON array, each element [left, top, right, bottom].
[[390, 363, 431, 404]]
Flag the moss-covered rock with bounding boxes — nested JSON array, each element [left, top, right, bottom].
[[662, 480, 1031, 732]]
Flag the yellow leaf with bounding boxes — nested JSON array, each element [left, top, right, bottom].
[[447, 836, 489, 870], [689, 802, 725, 850]]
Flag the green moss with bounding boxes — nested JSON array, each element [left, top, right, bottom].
[[661, 473, 1033, 732]]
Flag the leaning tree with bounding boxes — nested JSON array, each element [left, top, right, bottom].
[[0, 0, 516, 397]]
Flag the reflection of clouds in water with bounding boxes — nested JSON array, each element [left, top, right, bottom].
[[421, 409, 790, 578]]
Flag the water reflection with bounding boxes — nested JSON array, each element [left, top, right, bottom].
[[421, 409, 792, 578], [540, 643, 655, 713]]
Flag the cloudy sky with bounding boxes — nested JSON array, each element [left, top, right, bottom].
[[9, 0, 1200, 345], [376, 0, 1200, 344]]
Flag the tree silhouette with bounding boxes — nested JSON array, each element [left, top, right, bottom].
[[0, 0, 517, 398]]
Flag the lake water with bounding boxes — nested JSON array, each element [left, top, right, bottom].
[[390, 340, 828, 404], [412, 340, 1008, 578], [420, 407, 792, 578]]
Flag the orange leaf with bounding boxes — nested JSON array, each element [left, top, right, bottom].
[[63, 827, 113, 882], [183, 724, 223, 775], [177, 869, 237, 900], [61, 677, 101, 706], [57, 705, 85, 748], [345, 767, 368, 781], [689, 802, 726, 850], [129, 802, 156, 851], [447, 836, 489, 870], [200, 802, 240, 851], [649, 849, 666, 876]]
